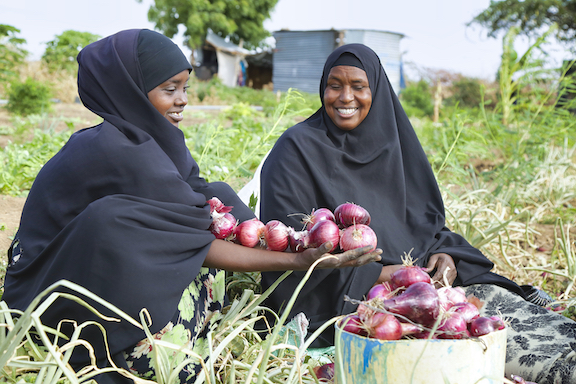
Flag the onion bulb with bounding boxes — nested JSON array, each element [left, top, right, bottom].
[[209, 212, 237, 240], [304, 207, 336, 230], [390, 252, 431, 290], [288, 227, 310, 253], [307, 220, 340, 252], [339, 224, 377, 252], [367, 312, 402, 340], [383, 281, 440, 326], [334, 202, 371, 227], [263, 220, 290, 251], [233, 218, 265, 248]]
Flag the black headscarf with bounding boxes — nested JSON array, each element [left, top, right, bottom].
[[259, 43, 524, 347], [3, 29, 254, 375]]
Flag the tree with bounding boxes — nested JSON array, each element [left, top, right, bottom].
[[469, 0, 576, 43], [0, 24, 28, 84], [140, 0, 278, 53], [42, 30, 100, 73]]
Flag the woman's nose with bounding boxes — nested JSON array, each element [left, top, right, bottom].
[[176, 90, 188, 106], [340, 86, 354, 102]]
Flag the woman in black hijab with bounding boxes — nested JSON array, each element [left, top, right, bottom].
[[259, 44, 576, 383], [2, 30, 381, 384]]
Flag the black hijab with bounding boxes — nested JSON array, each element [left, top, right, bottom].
[[259, 43, 524, 347], [3, 29, 254, 373]]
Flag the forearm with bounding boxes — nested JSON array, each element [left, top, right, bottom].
[[203, 239, 305, 272], [375, 264, 404, 284]]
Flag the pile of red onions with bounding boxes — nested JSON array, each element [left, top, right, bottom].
[[289, 203, 377, 253], [339, 260, 505, 341], [208, 199, 378, 254]]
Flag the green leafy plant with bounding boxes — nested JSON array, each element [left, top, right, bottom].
[[42, 30, 100, 74], [5, 77, 53, 116], [0, 24, 27, 85], [399, 79, 434, 118]]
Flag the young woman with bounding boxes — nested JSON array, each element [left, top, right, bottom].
[[258, 43, 576, 383], [2, 30, 381, 384]]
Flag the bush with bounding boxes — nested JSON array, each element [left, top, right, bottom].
[[446, 77, 483, 108], [399, 79, 434, 117], [5, 77, 53, 116]]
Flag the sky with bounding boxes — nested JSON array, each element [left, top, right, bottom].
[[1, 0, 570, 81]]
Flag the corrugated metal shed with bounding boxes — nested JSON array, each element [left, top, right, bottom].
[[272, 29, 404, 95]]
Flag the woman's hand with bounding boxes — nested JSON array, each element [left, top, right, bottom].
[[424, 253, 457, 288], [298, 242, 382, 270]]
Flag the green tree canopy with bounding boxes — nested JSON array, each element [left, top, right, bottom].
[[42, 30, 100, 73], [469, 0, 576, 43], [141, 0, 278, 52], [0, 24, 28, 83]]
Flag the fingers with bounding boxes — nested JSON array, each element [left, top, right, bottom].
[[333, 245, 382, 267]]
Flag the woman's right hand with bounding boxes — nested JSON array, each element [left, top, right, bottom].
[[297, 242, 382, 270]]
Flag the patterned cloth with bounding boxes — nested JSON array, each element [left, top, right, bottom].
[[465, 284, 576, 384], [124, 268, 226, 383]]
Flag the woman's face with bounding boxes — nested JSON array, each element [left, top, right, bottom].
[[323, 65, 372, 131], [147, 70, 190, 127]]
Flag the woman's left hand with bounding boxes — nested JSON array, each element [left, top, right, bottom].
[[424, 253, 457, 288]]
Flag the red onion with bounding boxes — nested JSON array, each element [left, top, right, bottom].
[[341, 314, 367, 336], [367, 312, 402, 340], [233, 218, 265, 248], [451, 302, 480, 323], [390, 254, 431, 290], [437, 286, 468, 311], [334, 202, 371, 227], [383, 282, 440, 326], [468, 316, 505, 337], [313, 362, 335, 382], [339, 224, 377, 252], [400, 321, 425, 337], [307, 220, 340, 252], [209, 212, 237, 240], [437, 312, 470, 339], [263, 220, 290, 251], [207, 196, 232, 214], [302, 207, 336, 231], [366, 282, 394, 301], [288, 227, 310, 253]]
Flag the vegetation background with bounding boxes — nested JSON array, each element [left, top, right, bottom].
[[1, 1, 576, 382]]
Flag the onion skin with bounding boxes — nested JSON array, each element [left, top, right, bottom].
[[264, 220, 290, 251], [437, 312, 470, 339], [313, 362, 335, 382], [307, 220, 340, 252], [234, 218, 265, 248], [368, 312, 403, 340], [341, 314, 367, 336], [390, 264, 431, 290], [451, 302, 480, 323], [339, 224, 377, 252], [288, 227, 310, 253], [437, 286, 468, 311], [207, 196, 233, 214], [334, 202, 371, 227], [366, 282, 394, 301], [305, 208, 336, 231], [468, 316, 505, 337], [209, 212, 237, 240], [383, 282, 440, 327]]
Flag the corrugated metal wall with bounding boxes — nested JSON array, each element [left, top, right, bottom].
[[272, 29, 403, 95], [344, 30, 403, 94], [272, 30, 338, 94]]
